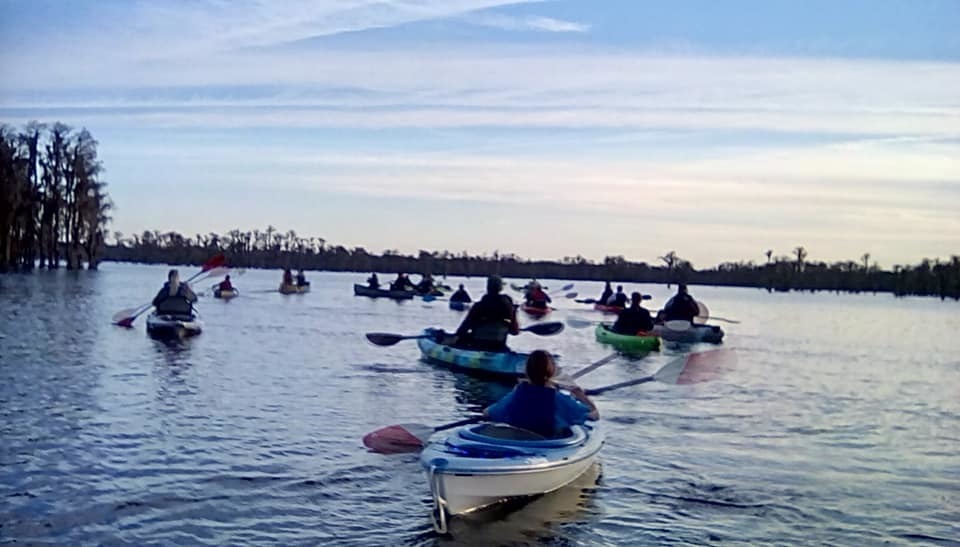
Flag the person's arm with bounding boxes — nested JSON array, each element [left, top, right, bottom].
[[456, 307, 477, 336], [183, 284, 197, 302], [152, 288, 165, 306], [508, 307, 520, 335], [567, 385, 599, 420]]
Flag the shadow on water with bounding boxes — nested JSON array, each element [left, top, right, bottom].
[[408, 463, 603, 546]]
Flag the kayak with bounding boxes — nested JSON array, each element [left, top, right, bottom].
[[353, 284, 415, 300], [521, 303, 552, 317], [653, 323, 724, 344], [593, 303, 623, 314], [213, 288, 238, 299], [417, 329, 529, 377], [594, 323, 660, 353], [279, 283, 309, 295], [146, 312, 203, 340], [421, 421, 603, 533], [449, 300, 470, 311]]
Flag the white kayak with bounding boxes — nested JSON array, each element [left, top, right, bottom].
[[420, 421, 603, 533], [146, 312, 203, 339], [653, 323, 724, 344]]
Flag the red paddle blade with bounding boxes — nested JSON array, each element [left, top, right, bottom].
[[202, 253, 226, 272], [363, 425, 427, 454], [115, 316, 136, 328], [674, 348, 737, 384]]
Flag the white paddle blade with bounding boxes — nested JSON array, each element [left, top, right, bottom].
[[696, 300, 710, 323], [664, 320, 691, 331], [654, 348, 737, 385]]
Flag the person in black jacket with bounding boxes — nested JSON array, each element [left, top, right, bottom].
[[662, 284, 700, 323], [455, 275, 519, 351], [612, 292, 654, 334], [152, 269, 197, 316]]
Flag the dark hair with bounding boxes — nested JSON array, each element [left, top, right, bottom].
[[168, 269, 178, 280], [617, 285, 623, 291], [486, 275, 503, 293], [525, 350, 556, 386], [631, 292, 642, 304]]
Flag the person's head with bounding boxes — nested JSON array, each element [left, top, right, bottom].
[[678, 284, 688, 294], [617, 285, 623, 292], [298, 269, 304, 274], [285, 268, 291, 274], [458, 284, 464, 290], [631, 292, 643, 306], [167, 269, 179, 283], [605, 281, 612, 288], [225, 275, 231, 281], [531, 280, 541, 289], [525, 350, 557, 386], [486, 275, 503, 294]]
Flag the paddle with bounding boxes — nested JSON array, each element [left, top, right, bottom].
[[585, 348, 735, 395], [560, 283, 574, 291], [664, 319, 692, 332], [566, 317, 598, 329], [564, 291, 578, 299], [366, 321, 565, 347], [112, 255, 226, 327], [363, 349, 731, 453]]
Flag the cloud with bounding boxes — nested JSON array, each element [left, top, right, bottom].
[[468, 13, 589, 33]]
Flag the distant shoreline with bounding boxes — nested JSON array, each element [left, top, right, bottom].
[[99, 242, 960, 301]]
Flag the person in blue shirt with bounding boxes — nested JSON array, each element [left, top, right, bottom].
[[483, 350, 599, 438]]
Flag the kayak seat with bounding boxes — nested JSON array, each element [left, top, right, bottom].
[[459, 423, 586, 448]]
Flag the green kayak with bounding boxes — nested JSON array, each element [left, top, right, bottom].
[[594, 323, 660, 353]]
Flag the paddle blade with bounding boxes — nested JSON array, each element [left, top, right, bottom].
[[524, 321, 564, 336], [696, 300, 710, 323], [363, 424, 430, 454], [422, 294, 436, 302], [564, 291, 578, 299], [365, 332, 406, 346], [115, 316, 136, 328], [112, 308, 138, 323], [565, 317, 596, 329], [201, 253, 226, 272], [655, 348, 736, 385], [561, 283, 574, 291]]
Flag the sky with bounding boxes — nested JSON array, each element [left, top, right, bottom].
[[1, 0, 958, 268]]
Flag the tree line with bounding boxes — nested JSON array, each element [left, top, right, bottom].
[[104, 228, 960, 300], [1, 122, 112, 271]]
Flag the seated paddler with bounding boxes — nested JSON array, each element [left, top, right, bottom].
[[483, 350, 599, 439], [454, 275, 519, 352], [152, 269, 198, 316]]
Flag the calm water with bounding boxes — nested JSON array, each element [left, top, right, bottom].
[[1, 264, 958, 545]]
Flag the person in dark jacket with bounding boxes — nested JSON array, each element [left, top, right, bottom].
[[450, 284, 472, 303], [597, 281, 613, 305], [367, 273, 380, 289], [484, 350, 598, 438], [152, 269, 197, 316], [525, 281, 552, 309], [455, 275, 519, 351], [662, 284, 700, 322], [612, 292, 654, 334], [296, 269, 309, 287], [607, 285, 628, 307], [218, 275, 234, 291]]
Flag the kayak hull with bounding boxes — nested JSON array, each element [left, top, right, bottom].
[[213, 288, 238, 299], [421, 422, 603, 532], [521, 304, 552, 317], [279, 284, 309, 295], [449, 300, 470, 311], [653, 323, 724, 344], [593, 303, 623, 314], [594, 323, 660, 352], [353, 284, 415, 300], [146, 313, 203, 340], [417, 329, 529, 377]]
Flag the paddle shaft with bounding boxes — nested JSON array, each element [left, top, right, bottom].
[[585, 375, 654, 396]]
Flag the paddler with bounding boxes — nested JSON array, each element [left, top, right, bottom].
[[295, 269, 309, 287], [218, 275, 234, 292], [282, 268, 294, 287], [449, 284, 472, 303], [606, 285, 628, 308], [483, 350, 599, 438], [661, 284, 700, 323], [367, 272, 380, 289], [152, 269, 197, 315], [597, 281, 613, 305], [525, 281, 551, 309], [454, 275, 519, 351], [611, 292, 654, 334]]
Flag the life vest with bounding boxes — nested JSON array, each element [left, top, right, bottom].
[[504, 383, 556, 438]]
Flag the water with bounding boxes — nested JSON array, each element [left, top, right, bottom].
[[2, 264, 958, 545]]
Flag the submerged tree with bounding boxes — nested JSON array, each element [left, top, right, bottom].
[[0, 121, 112, 271]]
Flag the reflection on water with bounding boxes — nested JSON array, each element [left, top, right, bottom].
[[2, 264, 959, 545]]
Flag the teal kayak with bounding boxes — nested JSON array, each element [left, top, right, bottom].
[[417, 329, 529, 377], [594, 323, 660, 353]]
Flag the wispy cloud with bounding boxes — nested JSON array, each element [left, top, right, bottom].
[[467, 13, 589, 33]]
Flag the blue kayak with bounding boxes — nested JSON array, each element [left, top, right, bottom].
[[417, 329, 528, 377], [449, 301, 470, 311]]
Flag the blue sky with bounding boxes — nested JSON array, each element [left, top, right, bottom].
[[1, 0, 958, 267]]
